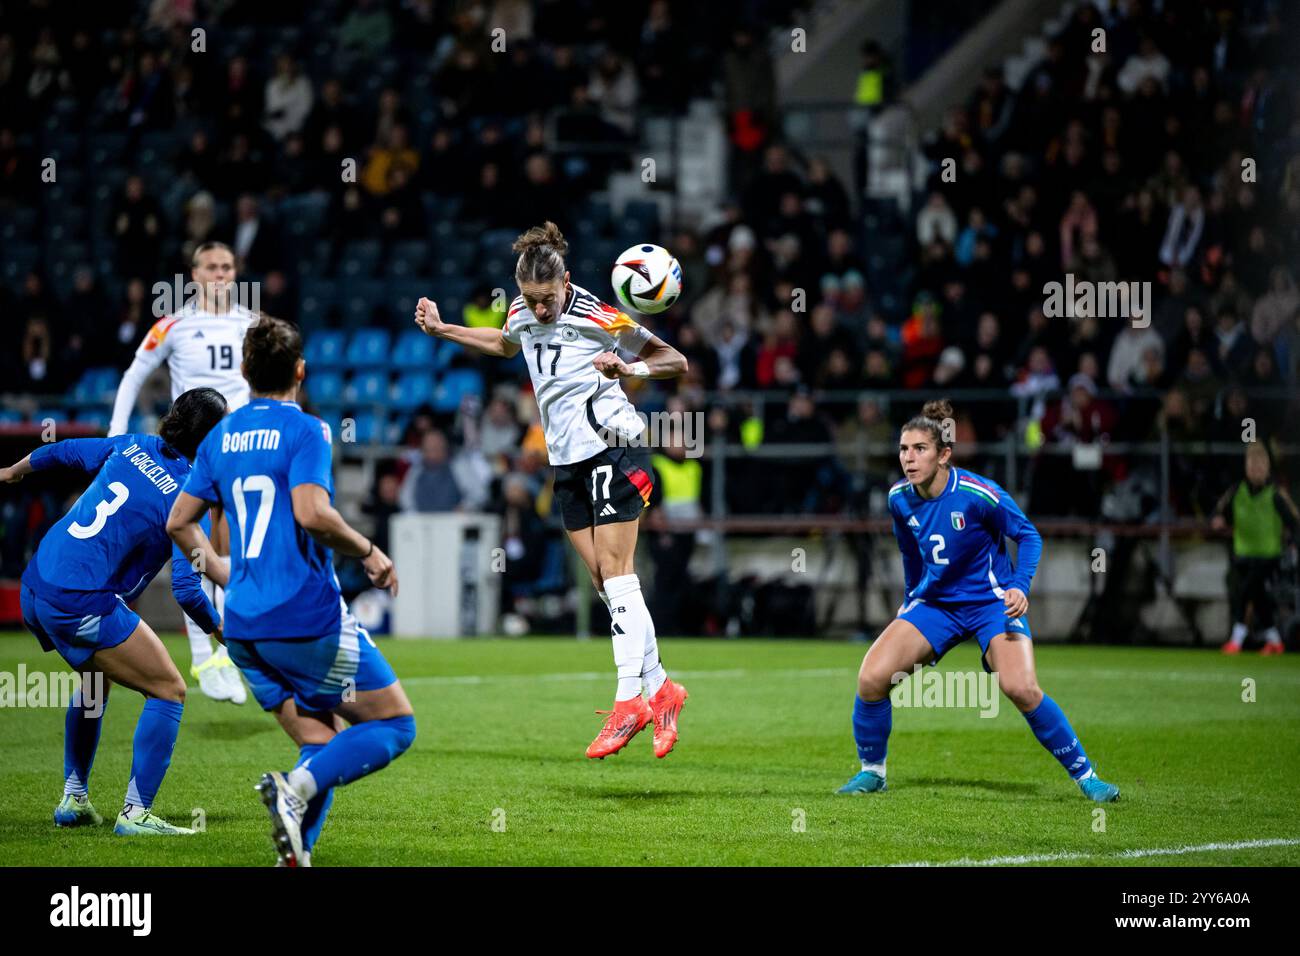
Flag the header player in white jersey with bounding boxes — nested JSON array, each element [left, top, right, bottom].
[[414, 221, 691, 761], [109, 242, 258, 704]]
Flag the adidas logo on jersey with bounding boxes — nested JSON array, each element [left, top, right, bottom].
[[907, 516, 920, 528], [599, 503, 617, 517]]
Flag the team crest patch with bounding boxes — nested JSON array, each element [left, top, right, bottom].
[[950, 511, 966, 530], [559, 325, 580, 342]]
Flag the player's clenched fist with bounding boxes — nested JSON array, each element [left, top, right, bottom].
[[363, 543, 399, 596], [592, 351, 630, 379], [414, 297, 444, 337]]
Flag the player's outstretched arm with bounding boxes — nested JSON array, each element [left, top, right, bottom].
[[0, 454, 34, 483], [291, 482, 399, 595], [592, 334, 688, 381], [414, 296, 520, 358], [166, 491, 230, 588], [2, 439, 116, 482]]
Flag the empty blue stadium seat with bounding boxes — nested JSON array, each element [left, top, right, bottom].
[[345, 328, 392, 367], [392, 372, 436, 411], [339, 239, 382, 278], [71, 367, 121, 404], [392, 329, 436, 370], [432, 368, 483, 412], [346, 370, 390, 404], [306, 370, 345, 405], [304, 328, 347, 369]]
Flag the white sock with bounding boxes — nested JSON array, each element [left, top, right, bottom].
[[861, 760, 886, 777], [121, 802, 147, 820], [1263, 627, 1282, 645], [287, 766, 318, 801], [186, 614, 213, 665], [604, 574, 647, 701], [642, 611, 667, 697], [1229, 622, 1248, 645]]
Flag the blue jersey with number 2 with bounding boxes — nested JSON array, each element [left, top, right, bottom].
[[887, 467, 1042, 604]]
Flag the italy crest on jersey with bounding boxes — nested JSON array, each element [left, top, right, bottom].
[[950, 511, 966, 530]]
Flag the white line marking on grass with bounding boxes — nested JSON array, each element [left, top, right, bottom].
[[401, 666, 851, 687], [890, 837, 1300, 867], [401, 663, 1300, 688]]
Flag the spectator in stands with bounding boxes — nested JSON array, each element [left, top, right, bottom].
[[227, 194, 282, 275], [362, 123, 419, 196], [263, 54, 313, 143], [724, 26, 777, 191], [399, 429, 485, 514], [587, 48, 638, 137], [916, 191, 958, 246], [1107, 322, 1166, 392], [1213, 308, 1254, 379], [479, 395, 522, 461], [339, 0, 394, 61], [1117, 34, 1171, 94], [1159, 185, 1206, 270], [111, 174, 163, 279], [176, 128, 218, 192], [377, 165, 425, 241], [179, 190, 217, 267], [1252, 267, 1298, 347]]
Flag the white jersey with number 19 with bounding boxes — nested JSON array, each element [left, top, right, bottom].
[[109, 301, 260, 437], [502, 282, 653, 466]]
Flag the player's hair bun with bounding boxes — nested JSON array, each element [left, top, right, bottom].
[[512, 221, 568, 258], [922, 399, 954, 423]]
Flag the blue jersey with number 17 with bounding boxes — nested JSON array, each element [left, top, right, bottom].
[[183, 399, 341, 641], [888, 466, 1043, 604]]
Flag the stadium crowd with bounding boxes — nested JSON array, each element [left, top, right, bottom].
[[0, 1, 1297, 611]]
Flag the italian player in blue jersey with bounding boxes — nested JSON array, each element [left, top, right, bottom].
[[167, 315, 415, 867], [838, 400, 1119, 802], [2, 388, 229, 835]]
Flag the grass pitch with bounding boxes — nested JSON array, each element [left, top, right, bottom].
[[1, 633, 1298, 866]]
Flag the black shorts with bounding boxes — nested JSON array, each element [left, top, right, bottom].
[[553, 445, 654, 531]]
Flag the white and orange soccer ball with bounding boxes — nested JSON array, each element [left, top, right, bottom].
[[611, 243, 682, 315]]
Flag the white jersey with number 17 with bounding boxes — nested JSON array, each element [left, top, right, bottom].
[[502, 282, 653, 466]]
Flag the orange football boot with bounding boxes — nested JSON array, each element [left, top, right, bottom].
[[586, 696, 653, 759], [648, 680, 688, 758], [1260, 642, 1285, 656], [1221, 641, 1242, 655]]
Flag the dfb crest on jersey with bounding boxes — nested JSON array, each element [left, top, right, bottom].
[[559, 324, 579, 342], [950, 511, 966, 530]]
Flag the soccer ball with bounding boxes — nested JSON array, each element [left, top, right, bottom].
[[611, 244, 682, 315]]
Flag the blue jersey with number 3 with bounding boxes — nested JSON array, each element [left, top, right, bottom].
[[20, 435, 219, 629], [183, 399, 341, 641], [887, 467, 1042, 604]]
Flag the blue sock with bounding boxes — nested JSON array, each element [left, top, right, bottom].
[[1023, 695, 1092, 780], [124, 698, 183, 810], [63, 686, 108, 798], [296, 743, 334, 852], [300, 716, 416, 791], [852, 695, 891, 769]]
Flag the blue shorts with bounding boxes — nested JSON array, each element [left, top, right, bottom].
[[897, 597, 1032, 670], [21, 584, 140, 669], [226, 608, 398, 713]]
